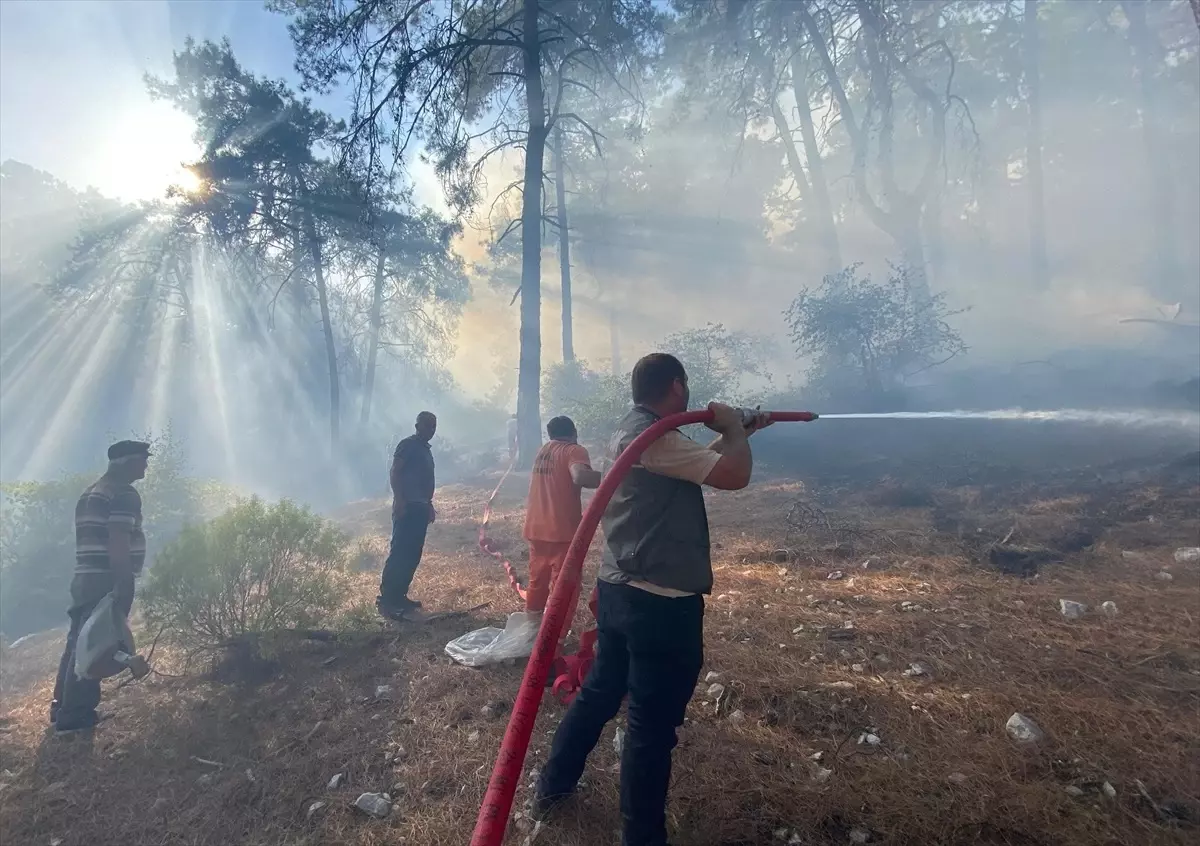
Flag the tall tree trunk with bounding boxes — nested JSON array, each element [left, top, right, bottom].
[[1122, 0, 1179, 300], [295, 172, 340, 448], [360, 248, 387, 426], [787, 42, 842, 276], [516, 0, 546, 469], [1024, 0, 1050, 290], [553, 124, 574, 363]]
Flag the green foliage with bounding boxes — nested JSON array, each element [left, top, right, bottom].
[[658, 323, 774, 407], [0, 474, 92, 640], [786, 264, 967, 408], [140, 498, 350, 652], [543, 360, 631, 447]]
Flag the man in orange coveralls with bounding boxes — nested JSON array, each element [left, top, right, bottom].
[[523, 416, 601, 615]]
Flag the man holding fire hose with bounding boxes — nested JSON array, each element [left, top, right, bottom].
[[533, 352, 770, 846]]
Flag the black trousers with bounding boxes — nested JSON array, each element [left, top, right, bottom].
[[538, 579, 704, 846], [52, 590, 132, 729], [378, 506, 430, 606]]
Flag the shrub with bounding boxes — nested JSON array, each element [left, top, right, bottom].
[[657, 323, 774, 407], [785, 263, 967, 409], [543, 360, 631, 447], [139, 497, 350, 652], [0, 474, 91, 640]]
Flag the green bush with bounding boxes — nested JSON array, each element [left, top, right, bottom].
[[543, 360, 631, 447], [0, 474, 92, 640], [139, 497, 351, 652]]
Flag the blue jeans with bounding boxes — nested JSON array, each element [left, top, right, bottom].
[[537, 579, 705, 846], [378, 505, 430, 607]]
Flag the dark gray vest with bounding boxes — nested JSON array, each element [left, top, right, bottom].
[[598, 406, 713, 594]]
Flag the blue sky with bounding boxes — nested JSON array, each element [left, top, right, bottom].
[[0, 0, 441, 205]]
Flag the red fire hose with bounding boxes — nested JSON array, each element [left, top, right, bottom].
[[470, 408, 818, 846]]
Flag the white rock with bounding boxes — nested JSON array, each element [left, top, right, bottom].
[[849, 828, 871, 844], [1101, 601, 1118, 617], [774, 828, 790, 841], [729, 710, 746, 724], [903, 662, 932, 678], [705, 671, 723, 683], [1064, 785, 1085, 798], [374, 684, 393, 699], [613, 727, 625, 756], [1173, 547, 1200, 563], [1013, 600, 1026, 609], [947, 772, 967, 785], [858, 733, 881, 746], [1005, 712, 1045, 745], [827, 570, 845, 580], [810, 765, 833, 783], [1058, 599, 1087, 620], [1156, 570, 1174, 582], [1102, 781, 1116, 798], [327, 772, 345, 789], [792, 626, 805, 634], [353, 792, 392, 818], [851, 663, 865, 673], [706, 683, 726, 699], [468, 730, 481, 744], [789, 834, 804, 845], [824, 681, 855, 690], [307, 800, 327, 820], [716, 594, 730, 601]]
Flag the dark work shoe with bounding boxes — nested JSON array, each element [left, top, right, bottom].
[[55, 711, 107, 735], [529, 791, 572, 822]]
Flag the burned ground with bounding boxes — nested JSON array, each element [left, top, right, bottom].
[[1, 420, 1198, 846]]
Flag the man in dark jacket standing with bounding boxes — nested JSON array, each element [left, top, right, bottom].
[[377, 411, 437, 619], [533, 353, 769, 846]]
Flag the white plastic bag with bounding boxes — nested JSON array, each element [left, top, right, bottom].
[[75, 593, 136, 681], [445, 612, 542, 668]]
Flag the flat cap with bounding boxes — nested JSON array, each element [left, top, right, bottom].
[[108, 440, 152, 461]]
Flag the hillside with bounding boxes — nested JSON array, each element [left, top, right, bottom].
[[1, 463, 1198, 846]]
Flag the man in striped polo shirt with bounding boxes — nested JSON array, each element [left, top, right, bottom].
[[51, 440, 150, 733]]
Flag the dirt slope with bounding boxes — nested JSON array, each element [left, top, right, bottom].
[[1, 474, 1198, 846]]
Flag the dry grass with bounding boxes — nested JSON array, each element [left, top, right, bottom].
[[1, 473, 1198, 846]]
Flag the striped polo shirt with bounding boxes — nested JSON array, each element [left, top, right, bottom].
[[74, 478, 146, 576]]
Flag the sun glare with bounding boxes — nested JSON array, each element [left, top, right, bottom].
[[94, 99, 201, 203]]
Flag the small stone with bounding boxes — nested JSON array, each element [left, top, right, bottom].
[[1102, 781, 1116, 798], [716, 594, 730, 601], [729, 710, 746, 724], [810, 765, 833, 783], [1064, 785, 1085, 798], [1058, 599, 1087, 620], [327, 772, 345, 790], [353, 792, 392, 818], [947, 772, 967, 785], [792, 626, 805, 634], [1101, 601, 1118, 617], [903, 661, 932, 678], [788, 834, 804, 845], [704, 671, 723, 683], [706, 683, 726, 699], [809, 751, 825, 762], [307, 800, 327, 820], [1156, 570, 1174, 582], [196, 773, 214, 786], [824, 681, 855, 690], [1174, 547, 1200, 563], [827, 570, 845, 580], [468, 730, 481, 744], [858, 732, 881, 746], [374, 684, 393, 700], [849, 828, 871, 844], [1005, 712, 1045, 745], [851, 663, 865, 673], [775, 828, 791, 841], [1013, 600, 1026, 609]]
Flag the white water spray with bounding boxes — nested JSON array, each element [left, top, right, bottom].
[[818, 408, 1200, 429]]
